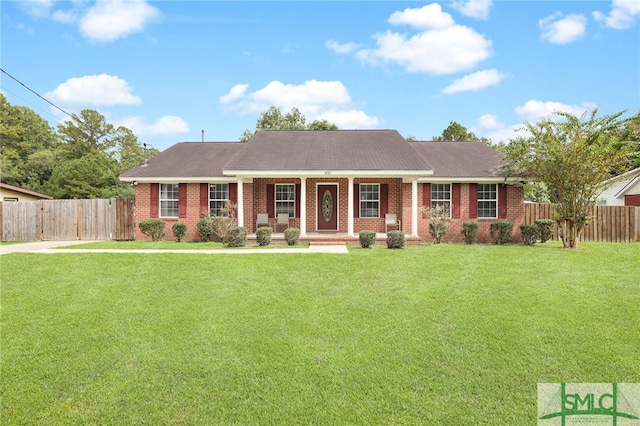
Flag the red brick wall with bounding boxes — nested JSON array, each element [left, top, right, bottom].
[[134, 180, 525, 242], [625, 194, 640, 206], [413, 183, 525, 243]]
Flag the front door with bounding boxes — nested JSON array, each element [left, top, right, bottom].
[[317, 185, 338, 231]]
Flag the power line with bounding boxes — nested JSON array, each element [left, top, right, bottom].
[[1, 67, 74, 119]]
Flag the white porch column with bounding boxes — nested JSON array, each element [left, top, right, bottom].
[[300, 177, 307, 237], [411, 178, 419, 237], [347, 177, 354, 237], [236, 179, 244, 227]]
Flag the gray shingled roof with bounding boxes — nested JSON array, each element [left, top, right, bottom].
[[224, 130, 431, 171], [119, 142, 244, 178], [409, 141, 505, 178], [119, 132, 509, 180]]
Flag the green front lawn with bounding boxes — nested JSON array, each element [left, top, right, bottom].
[[1, 243, 638, 424], [62, 240, 309, 249]]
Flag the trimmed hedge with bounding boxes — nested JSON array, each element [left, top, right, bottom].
[[256, 227, 272, 246], [490, 221, 513, 245], [461, 222, 479, 244], [284, 228, 301, 246], [519, 224, 539, 246], [535, 219, 555, 243], [386, 231, 405, 249], [196, 217, 215, 241], [171, 222, 187, 242], [225, 226, 247, 247], [139, 219, 166, 242], [359, 231, 376, 248]]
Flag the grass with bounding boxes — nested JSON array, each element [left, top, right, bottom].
[[63, 240, 309, 249], [1, 242, 639, 424]]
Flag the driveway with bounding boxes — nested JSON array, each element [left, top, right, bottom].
[[0, 241, 349, 255]]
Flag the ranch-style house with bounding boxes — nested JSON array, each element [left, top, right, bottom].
[[119, 129, 525, 243]]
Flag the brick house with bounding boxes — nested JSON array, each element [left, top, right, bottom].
[[119, 130, 524, 243]]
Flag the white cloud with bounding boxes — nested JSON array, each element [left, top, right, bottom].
[[219, 84, 249, 104], [344, 4, 492, 75], [51, 9, 79, 24], [119, 115, 189, 137], [79, 0, 161, 43], [472, 100, 599, 144], [451, 0, 493, 20], [325, 40, 361, 54], [45, 74, 142, 107], [19, 0, 55, 18], [515, 100, 597, 122], [593, 0, 640, 29], [442, 69, 505, 94], [388, 3, 455, 29], [539, 12, 587, 45], [220, 80, 380, 129], [356, 26, 492, 74]]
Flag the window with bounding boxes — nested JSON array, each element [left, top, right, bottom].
[[275, 184, 295, 218], [160, 183, 179, 217], [478, 184, 497, 218], [360, 184, 380, 218], [3, 197, 18, 202], [209, 183, 229, 216], [431, 183, 451, 216]]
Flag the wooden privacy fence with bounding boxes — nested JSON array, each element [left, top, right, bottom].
[[1, 198, 134, 242], [524, 203, 640, 242]]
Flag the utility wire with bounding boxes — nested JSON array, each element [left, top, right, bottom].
[[1, 67, 74, 119]]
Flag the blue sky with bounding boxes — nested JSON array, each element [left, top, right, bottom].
[[2, 0, 639, 151]]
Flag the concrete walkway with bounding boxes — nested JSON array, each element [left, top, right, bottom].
[[0, 241, 349, 255]]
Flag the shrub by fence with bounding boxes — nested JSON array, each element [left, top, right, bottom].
[[524, 203, 640, 242]]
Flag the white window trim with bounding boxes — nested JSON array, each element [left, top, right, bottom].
[[160, 183, 179, 218], [209, 183, 229, 217], [359, 183, 380, 219], [275, 183, 296, 218], [430, 183, 452, 218], [478, 183, 498, 219]]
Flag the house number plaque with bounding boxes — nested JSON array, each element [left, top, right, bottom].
[[322, 190, 332, 222]]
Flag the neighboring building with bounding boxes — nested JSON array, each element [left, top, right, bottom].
[[596, 167, 640, 206], [119, 129, 525, 243], [0, 182, 53, 202]]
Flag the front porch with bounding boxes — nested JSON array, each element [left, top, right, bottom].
[[247, 231, 424, 246]]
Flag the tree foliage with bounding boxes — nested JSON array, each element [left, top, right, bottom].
[[1, 95, 154, 199], [432, 121, 478, 141], [503, 109, 635, 248], [240, 106, 338, 141]]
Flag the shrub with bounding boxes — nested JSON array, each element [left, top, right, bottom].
[[386, 231, 405, 249], [422, 204, 449, 244], [519, 224, 539, 246], [284, 228, 301, 246], [359, 230, 376, 248], [139, 219, 166, 242], [490, 221, 513, 245], [461, 222, 479, 244], [171, 222, 187, 242], [256, 227, 272, 246], [224, 226, 247, 247], [196, 216, 215, 241], [535, 219, 555, 243]]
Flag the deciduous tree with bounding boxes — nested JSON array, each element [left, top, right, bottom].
[[240, 106, 338, 141], [503, 109, 635, 248]]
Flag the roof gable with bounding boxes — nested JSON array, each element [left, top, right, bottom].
[[224, 129, 431, 172]]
